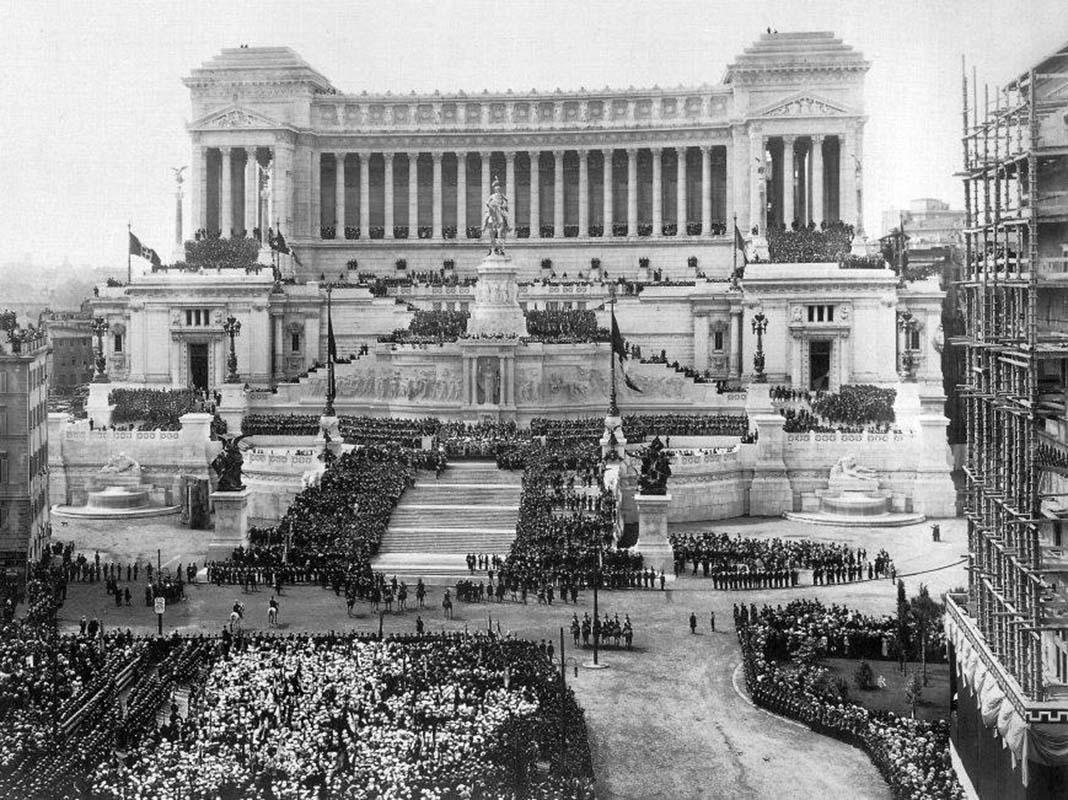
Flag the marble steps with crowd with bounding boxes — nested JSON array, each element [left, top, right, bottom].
[[374, 461, 520, 577]]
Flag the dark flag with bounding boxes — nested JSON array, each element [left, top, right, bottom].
[[611, 311, 642, 393], [128, 231, 161, 268], [270, 227, 302, 267], [327, 301, 338, 363]]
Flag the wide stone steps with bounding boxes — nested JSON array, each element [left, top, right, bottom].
[[374, 460, 521, 570]]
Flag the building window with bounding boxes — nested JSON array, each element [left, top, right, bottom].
[[909, 329, 921, 350], [291, 333, 301, 353], [0, 407, 5, 434], [714, 331, 724, 351], [114, 333, 123, 353], [807, 304, 835, 323]]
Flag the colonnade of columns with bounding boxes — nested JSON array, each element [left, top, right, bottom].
[[196, 146, 276, 239], [318, 146, 729, 241], [753, 133, 855, 233]]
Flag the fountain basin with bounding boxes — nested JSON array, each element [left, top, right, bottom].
[[87, 486, 151, 510], [819, 491, 890, 517]]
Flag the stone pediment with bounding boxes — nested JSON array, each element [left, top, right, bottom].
[[189, 105, 287, 131], [753, 92, 853, 119]]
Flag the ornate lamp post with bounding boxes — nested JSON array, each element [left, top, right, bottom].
[[91, 317, 110, 383], [222, 314, 242, 383], [751, 311, 768, 383], [898, 309, 918, 381]]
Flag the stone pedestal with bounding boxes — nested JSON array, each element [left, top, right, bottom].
[[86, 382, 115, 429], [217, 383, 249, 436], [600, 412, 628, 461], [635, 492, 674, 575], [208, 488, 250, 561], [895, 381, 956, 517], [745, 382, 793, 515], [467, 253, 527, 338]]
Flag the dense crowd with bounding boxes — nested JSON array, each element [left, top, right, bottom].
[[778, 384, 898, 433], [524, 309, 607, 343], [89, 633, 594, 800], [737, 598, 962, 800], [108, 388, 209, 430], [528, 414, 751, 443], [669, 532, 895, 589], [337, 416, 437, 447], [241, 413, 320, 436], [382, 309, 471, 343], [766, 221, 855, 263], [436, 420, 525, 458]]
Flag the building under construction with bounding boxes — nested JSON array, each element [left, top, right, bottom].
[[946, 40, 1068, 799]]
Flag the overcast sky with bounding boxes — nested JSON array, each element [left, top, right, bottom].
[[1, 0, 1064, 268]]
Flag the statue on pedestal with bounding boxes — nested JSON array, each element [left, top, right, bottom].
[[211, 435, 249, 492], [481, 177, 511, 255], [639, 436, 672, 495], [100, 452, 140, 474]]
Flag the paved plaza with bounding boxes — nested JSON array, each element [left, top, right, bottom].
[[59, 516, 965, 800]]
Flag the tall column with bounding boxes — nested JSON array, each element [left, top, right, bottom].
[[480, 151, 491, 206], [318, 152, 329, 233], [529, 151, 540, 236], [840, 132, 857, 230], [651, 147, 663, 237], [782, 136, 796, 229], [504, 151, 516, 209], [748, 131, 764, 234], [191, 143, 205, 233], [244, 148, 257, 236], [854, 127, 864, 235], [553, 150, 564, 238], [676, 146, 687, 233], [384, 153, 395, 238], [602, 149, 613, 235], [701, 146, 712, 235], [407, 152, 418, 234], [335, 152, 346, 237], [578, 149, 589, 236], [626, 148, 638, 236], [457, 152, 468, 236], [273, 145, 293, 235], [729, 309, 743, 378], [811, 135, 824, 227], [358, 152, 370, 237], [220, 147, 233, 237], [432, 152, 443, 239]]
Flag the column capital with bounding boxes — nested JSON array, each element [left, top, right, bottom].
[[431, 151, 444, 163], [335, 151, 346, 161], [503, 150, 516, 160], [811, 134, 825, 145], [651, 146, 663, 156], [626, 147, 638, 157], [782, 134, 797, 145], [479, 150, 492, 160], [220, 145, 233, 156], [246, 146, 257, 157], [552, 149, 565, 159], [383, 152, 395, 163], [456, 150, 467, 162]]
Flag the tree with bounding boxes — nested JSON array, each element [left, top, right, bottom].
[[895, 579, 910, 673], [905, 671, 924, 718], [910, 583, 941, 687]]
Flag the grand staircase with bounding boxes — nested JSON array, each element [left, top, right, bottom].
[[372, 460, 521, 580]]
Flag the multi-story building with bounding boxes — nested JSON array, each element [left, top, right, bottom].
[[41, 309, 95, 394], [882, 198, 964, 251], [0, 328, 50, 570], [947, 38, 1068, 798]]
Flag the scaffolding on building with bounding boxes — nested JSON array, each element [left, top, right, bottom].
[[959, 55, 1068, 701]]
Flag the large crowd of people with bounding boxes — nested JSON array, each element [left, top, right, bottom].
[[737, 598, 961, 800], [88, 632, 594, 800], [108, 388, 212, 431], [766, 220, 855, 263], [669, 532, 896, 589], [777, 384, 898, 434], [527, 413, 751, 443], [524, 309, 607, 343]]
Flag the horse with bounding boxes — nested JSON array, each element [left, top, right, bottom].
[[267, 604, 278, 627]]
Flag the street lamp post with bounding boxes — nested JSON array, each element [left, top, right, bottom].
[[898, 310, 918, 381], [222, 314, 242, 383], [751, 311, 768, 383], [91, 317, 110, 383]]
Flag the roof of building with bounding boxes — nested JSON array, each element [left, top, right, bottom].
[[725, 31, 869, 83], [184, 46, 335, 93]]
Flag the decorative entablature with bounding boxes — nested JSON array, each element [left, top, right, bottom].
[[308, 86, 732, 135], [750, 91, 857, 120]]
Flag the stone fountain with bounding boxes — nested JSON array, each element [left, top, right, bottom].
[[52, 453, 179, 519], [785, 454, 925, 527]]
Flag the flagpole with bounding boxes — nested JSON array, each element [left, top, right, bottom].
[[608, 283, 619, 417], [127, 221, 131, 283], [325, 284, 336, 417]]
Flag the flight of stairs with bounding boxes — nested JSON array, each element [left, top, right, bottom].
[[372, 460, 521, 580]]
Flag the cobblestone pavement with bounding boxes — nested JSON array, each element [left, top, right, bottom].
[[57, 516, 966, 800]]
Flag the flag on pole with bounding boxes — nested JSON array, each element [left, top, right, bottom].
[[128, 231, 161, 267], [327, 299, 338, 363], [611, 310, 642, 393], [269, 227, 302, 267]]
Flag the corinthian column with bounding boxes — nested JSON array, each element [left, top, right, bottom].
[[335, 152, 346, 237], [782, 135, 796, 228], [603, 149, 613, 235], [651, 147, 663, 237], [480, 151, 491, 206], [384, 153, 395, 238], [701, 146, 712, 235], [220, 146, 233, 237], [358, 152, 370, 237], [457, 152, 468, 236], [529, 151, 540, 236], [811, 135, 824, 227], [245, 148, 258, 236], [626, 148, 638, 237], [504, 151, 516, 208], [553, 150, 564, 238], [749, 131, 764, 234], [407, 152, 418, 235], [578, 149, 589, 236], [432, 152, 443, 239], [676, 146, 687, 234]]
